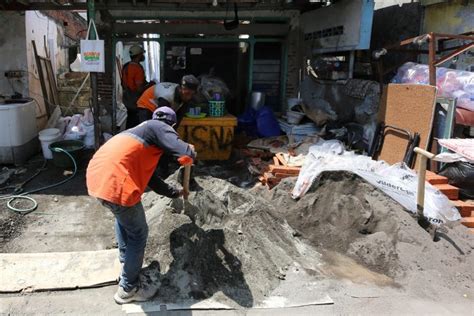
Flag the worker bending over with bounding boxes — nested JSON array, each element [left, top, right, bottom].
[[137, 74, 199, 124], [86, 107, 195, 304]]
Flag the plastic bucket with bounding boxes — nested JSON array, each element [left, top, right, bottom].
[[39, 128, 62, 159], [287, 98, 302, 111], [286, 110, 305, 125], [49, 140, 85, 169]]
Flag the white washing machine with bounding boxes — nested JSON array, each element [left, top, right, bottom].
[[0, 98, 39, 165]]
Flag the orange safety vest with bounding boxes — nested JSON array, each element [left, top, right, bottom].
[[136, 86, 156, 113], [122, 62, 145, 92], [86, 134, 163, 207]]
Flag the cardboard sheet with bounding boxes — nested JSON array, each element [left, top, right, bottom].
[[0, 250, 120, 292], [378, 84, 437, 167]]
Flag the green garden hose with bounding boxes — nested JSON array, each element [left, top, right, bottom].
[[0, 147, 78, 214]]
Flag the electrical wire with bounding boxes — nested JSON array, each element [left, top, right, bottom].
[[0, 147, 77, 214]]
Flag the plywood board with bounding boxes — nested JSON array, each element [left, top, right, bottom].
[[0, 250, 120, 293], [378, 84, 437, 168], [122, 295, 333, 314]]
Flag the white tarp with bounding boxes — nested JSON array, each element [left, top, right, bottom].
[[292, 140, 461, 226]]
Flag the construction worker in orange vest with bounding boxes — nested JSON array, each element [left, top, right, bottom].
[[136, 75, 199, 124], [86, 106, 195, 304]]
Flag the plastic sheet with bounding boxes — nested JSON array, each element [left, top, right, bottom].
[[392, 62, 474, 111]]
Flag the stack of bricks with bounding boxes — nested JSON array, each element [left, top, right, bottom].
[[425, 171, 474, 233], [259, 153, 301, 189], [243, 149, 301, 189]]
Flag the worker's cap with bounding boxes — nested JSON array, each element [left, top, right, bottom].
[[152, 106, 177, 126], [181, 75, 199, 91], [129, 45, 145, 57]]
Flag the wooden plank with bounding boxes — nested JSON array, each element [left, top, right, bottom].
[[31, 40, 51, 118], [275, 153, 287, 166], [0, 250, 120, 293], [43, 58, 60, 106], [378, 84, 437, 168]]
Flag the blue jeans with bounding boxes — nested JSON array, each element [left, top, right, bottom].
[[101, 200, 148, 292]]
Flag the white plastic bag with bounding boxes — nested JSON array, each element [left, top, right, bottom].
[[64, 114, 86, 141], [80, 20, 104, 73], [82, 109, 95, 148], [292, 140, 461, 226]]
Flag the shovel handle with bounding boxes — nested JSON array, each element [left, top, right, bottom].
[[183, 165, 191, 200]]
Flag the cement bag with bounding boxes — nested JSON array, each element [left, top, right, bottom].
[[292, 140, 461, 225], [80, 20, 105, 73]]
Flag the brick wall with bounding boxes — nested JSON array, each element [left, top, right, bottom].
[[42, 11, 87, 41]]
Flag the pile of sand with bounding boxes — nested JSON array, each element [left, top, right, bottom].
[[139, 170, 473, 307], [141, 175, 320, 307], [259, 172, 474, 289]]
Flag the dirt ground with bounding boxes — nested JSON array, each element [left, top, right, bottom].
[[0, 158, 473, 315]]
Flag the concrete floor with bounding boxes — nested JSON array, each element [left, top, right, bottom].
[[1, 284, 472, 315]]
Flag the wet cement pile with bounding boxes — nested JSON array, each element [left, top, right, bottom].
[[139, 170, 473, 307]]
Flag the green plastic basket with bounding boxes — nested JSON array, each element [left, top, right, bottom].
[[208, 101, 226, 117]]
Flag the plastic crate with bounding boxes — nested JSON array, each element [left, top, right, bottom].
[[177, 114, 237, 160]]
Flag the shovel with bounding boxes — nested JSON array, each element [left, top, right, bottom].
[[180, 164, 198, 222], [414, 147, 437, 239]]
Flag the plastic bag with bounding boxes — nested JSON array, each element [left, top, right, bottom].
[[64, 114, 86, 140], [292, 140, 461, 226], [439, 162, 474, 199], [392, 62, 474, 111], [198, 75, 230, 101]]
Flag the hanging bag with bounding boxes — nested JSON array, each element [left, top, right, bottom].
[[80, 20, 105, 72]]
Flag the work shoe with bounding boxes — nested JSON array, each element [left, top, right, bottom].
[[113, 285, 155, 304]]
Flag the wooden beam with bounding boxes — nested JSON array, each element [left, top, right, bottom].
[[1, 2, 87, 10], [428, 32, 437, 86], [113, 22, 289, 36], [433, 33, 474, 41]]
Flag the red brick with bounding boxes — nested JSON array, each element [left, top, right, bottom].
[[269, 165, 300, 175], [453, 200, 474, 217], [425, 171, 448, 185], [433, 183, 459, 200], [461, 217, 474, 228]]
